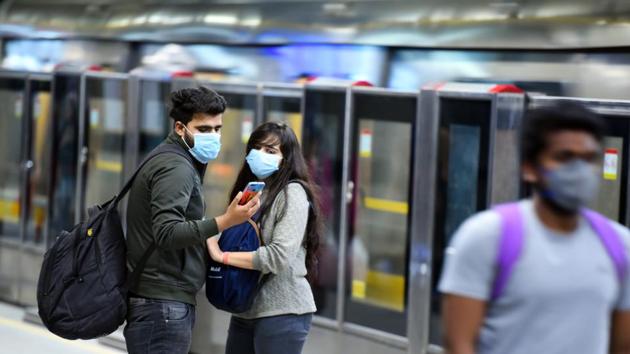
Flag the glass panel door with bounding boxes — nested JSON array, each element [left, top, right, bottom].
[[589, 116, 628, 224], [302, 89, 346, 320], [0, 78, 26, 239], [345, 93, 416, 336], [430, 97, 492, 344], [139, 79, 171, 160], [82, 77, 128, 212], [203, 93, 257, 219], [264, 96, 303, 141], [24, 79, 52, 245], [49, 73, 81, 241]]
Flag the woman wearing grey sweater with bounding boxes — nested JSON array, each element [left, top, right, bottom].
[[206, 122, 323, 354]]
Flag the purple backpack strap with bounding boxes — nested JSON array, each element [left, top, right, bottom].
[[491, 203, 525, 301], [582, 209, 627, 282]]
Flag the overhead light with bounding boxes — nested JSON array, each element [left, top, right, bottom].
[[204, 14, 238, 25]]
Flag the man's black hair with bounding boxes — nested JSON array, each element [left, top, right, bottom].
[[168, 86, 227, 125], [521, 100, 606, 164]]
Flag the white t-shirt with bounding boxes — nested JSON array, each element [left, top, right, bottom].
[[439, 200, 630, 354]]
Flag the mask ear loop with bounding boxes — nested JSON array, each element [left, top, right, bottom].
[[179, 123, 194, 149]]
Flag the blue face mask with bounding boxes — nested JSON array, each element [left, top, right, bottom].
[[182, 126, 221, 164], [246, 149, 282, 179]]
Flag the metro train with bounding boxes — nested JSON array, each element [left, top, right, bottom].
[[0, 69, 629, 354]]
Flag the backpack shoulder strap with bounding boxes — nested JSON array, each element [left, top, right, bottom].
[[113, 143, 193, 206], [582, 209, 627, 283], [121, 143, 194, 291], [491, 202, 525, 301]]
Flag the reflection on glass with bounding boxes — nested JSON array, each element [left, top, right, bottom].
[[203, 94, 256, 219], [25, 85, 52, 244], [302, 91, 346, 319], [0, 79, 25, 238], [444, 125, 481, 240], [591, 136, 624, 221], [84, 79, 127, 209], [264, 97, 303, 141], [139, 80, 171, 160], [50, 74, 80, 239]]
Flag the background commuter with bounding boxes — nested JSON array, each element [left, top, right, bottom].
[[439, 101, 630, 354]]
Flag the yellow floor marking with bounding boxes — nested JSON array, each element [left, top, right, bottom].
[[0, 317, 121, 354]]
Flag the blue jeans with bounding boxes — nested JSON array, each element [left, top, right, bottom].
[[123, 297, 196, 354], [225, 313, 313, 354]]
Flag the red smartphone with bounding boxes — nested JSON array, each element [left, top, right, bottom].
[[239, 182, 265, 205]]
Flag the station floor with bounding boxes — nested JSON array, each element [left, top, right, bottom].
[[0, 302, 123, 354], [0, 300, 407, 354]]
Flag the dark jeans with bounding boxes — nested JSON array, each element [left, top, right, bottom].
[[124, 297, 196, 354], [225, 313, 313, 354]]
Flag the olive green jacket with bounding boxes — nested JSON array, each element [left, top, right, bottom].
[[125, 132, 218, 305]]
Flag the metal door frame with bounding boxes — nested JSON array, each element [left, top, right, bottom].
[[20, 73, 53, 253], [74, 71, 129, 223], [0, 70, 29, 246], [343, 86, 418, 349], [530, 96, 630, 225], [410, 89, 525, 354], [0, 70, 28, 304]]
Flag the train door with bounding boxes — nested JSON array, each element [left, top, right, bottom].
[[261, 84, 303, 141], [0, 72, 28, 303], [301, 85, 348, 322], [529, 97, 630, 225], [18, 74, 53, 306], [343, 88, 417, 340], [411, 89, 524, 353], [75, 73, 129, 221]]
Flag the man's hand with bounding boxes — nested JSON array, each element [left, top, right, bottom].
[[215, 192, 261, 232]]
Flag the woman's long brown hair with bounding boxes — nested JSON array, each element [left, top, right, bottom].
[[229, 122, 322, 280]]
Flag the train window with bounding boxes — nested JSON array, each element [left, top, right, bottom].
[[0, 78, 25, 239], [82, 77, 128, 212], [430, 97, 491, 344], [49, 73, 80, 240], [264, 96, 303, 142], [203, 93, 257, 220], [344, 93, 416, 336], [24, 80, 52, 245], [139, 80, 171, 160], [302, 89, 346, 320], [588, 116, 628, 224]]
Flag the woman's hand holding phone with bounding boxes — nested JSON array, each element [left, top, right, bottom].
[[215, 191, 261, 232]]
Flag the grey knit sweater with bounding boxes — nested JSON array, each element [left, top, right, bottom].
[[236, 182, 317, 319]]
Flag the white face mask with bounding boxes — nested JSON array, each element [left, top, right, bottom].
[[246, 149, 282, 179], [181, 125, 221, 163]]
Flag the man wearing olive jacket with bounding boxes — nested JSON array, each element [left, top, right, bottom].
[[124, 86, 260, 354]]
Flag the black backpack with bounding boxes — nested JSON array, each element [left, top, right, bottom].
[[37, 143, 193, 340]]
